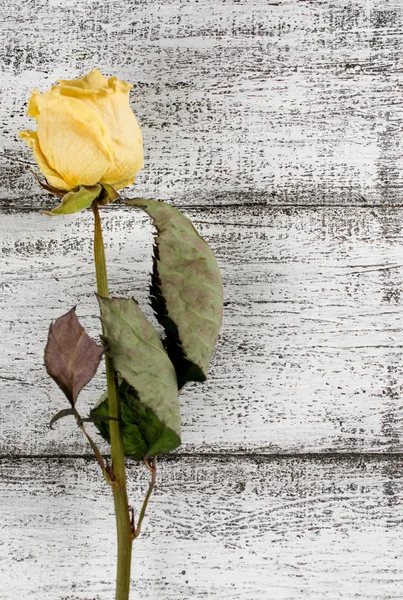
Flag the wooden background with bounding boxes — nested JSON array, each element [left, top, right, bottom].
[[1, 1, 403, 598]]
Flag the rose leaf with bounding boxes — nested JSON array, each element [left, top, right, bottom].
[[44, 307, 104, 405], [95, 296, 181, 458], [126, 198, 223, 388]]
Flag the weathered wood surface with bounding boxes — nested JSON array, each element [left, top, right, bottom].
[[1, 0, 403, 598], [1, 0, 403, 208], [1, 205, 403, 455], [1, 456, 402, 600]]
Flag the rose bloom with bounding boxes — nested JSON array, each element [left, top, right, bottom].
[[19, 69, 144, 192]]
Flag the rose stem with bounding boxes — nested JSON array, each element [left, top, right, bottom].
[[92, 200, 133, 600], [132, 457, 157, 539]]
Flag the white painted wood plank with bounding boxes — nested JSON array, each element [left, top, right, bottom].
[[0, 456, 402, 599], [1, 206, 403, 454], [1, 0, 402, 207]]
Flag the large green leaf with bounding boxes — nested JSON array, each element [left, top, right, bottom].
[[91, 381, 180, 459], [126, 199, 223, 388], [96, 296, 180, 458]]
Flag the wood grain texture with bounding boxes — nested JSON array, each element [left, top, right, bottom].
[[1, 0, 402, 208], [1, 455, 402, 599], [2, 205, 403, 455], [1, 2, 402, 597]]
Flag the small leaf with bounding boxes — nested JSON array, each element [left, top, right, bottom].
[[44, 307, 104, 405], [126, 199, 223, 387], [49, 407, 75, 429], [43, 184, 102, 216], [97, 296, 181, 456]]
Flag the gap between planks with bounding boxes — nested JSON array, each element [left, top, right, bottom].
[[1, 452, 403, 462], [3, 201, 403, 215]]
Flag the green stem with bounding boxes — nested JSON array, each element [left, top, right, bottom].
[[72, 406, 111, 483], [92, 201, 133, 600], [133, 457, 157, 539]]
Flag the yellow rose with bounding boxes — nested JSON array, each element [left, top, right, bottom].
[[19, 69, 144, 194]]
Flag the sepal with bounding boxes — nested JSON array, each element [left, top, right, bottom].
[[97, 184, 120, 206], [42, 184, 102, 216]]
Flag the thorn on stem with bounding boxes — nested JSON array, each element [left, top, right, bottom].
[[129, 505, 136, 534], [144, 456, 156, 473], [105, 459, 115, 482]]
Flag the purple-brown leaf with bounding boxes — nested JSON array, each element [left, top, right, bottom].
[[44, 307, 104, 405]]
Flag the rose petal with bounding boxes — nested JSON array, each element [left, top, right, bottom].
[[36, 94, 114, 189], [19, 130, 70, 190], [58, 72, 144, 190]]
